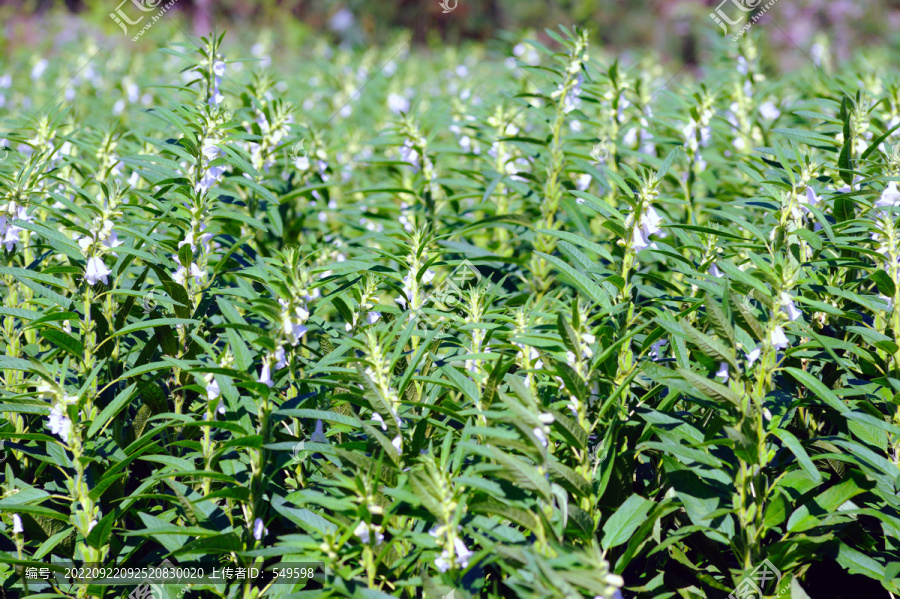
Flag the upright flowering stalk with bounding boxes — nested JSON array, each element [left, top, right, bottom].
[[681, 92, 715, 222], [399, 118, 441, 207], [532, 29, 589, 295], [486, 105, 519, 256], [872, 182, 900, 367], [362, 328, 403, 454], [614, 174, 662, 409], [395, 228, 436, 322]]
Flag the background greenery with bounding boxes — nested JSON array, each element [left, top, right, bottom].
[[0, 3, 900, 599]]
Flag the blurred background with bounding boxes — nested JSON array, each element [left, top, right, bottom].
[[0, 0, 895, 66]]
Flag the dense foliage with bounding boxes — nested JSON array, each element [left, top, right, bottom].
[[1, 23, 900, 599]]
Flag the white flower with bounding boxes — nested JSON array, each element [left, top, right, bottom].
[[388, 93, 410, 114], [628, 203, 663, 252], [205, 375, 220, 401], [648, 339, 667, 361], [747, 346, 762, 366], [880, 294, 893, 312], [85, 256, 111, 286], [310, 419, 328, 443], [354, 521, 385, 545], [771, 326, 789, 350], [257, 361, 274, 388], [781, 292, 803, 322], [252, 517, 266, 541], [12, 514, 23, 534], [31, 59, 48, 80], [172, 256, 204, 286], [274, 346, 287, 369], [391, 435, 402, 452], [715, 362, 729, 381], [435, 537, 474, 572], [709, 263, 724, 278], [799, 187, 819, 217], [354, 521, 371, 543], [759, 101, 781, 121], [400, 140, 419, 171], [533, 427, 548, 448], [371, 412, 388, 431], [875, 182, 900, 213], [329, 8, 354, 32], [48, 405, 72, 444]]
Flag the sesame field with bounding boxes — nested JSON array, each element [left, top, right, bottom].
[[2, 5, 900, 599]]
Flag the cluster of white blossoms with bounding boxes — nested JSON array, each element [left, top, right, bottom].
[[79, 209, 124, 286], [39, 383, 78, 445], [683, 108, 713, 172], [429, 524, 474, 572], [194, 133, 227, 196], [173, 220, 214, 287], [256, 288, 318, 387], [209, 60, 225, 107], [0, 201, 32, 252], [871, 182, 900, 282], [353, 520, 385, 545], [746, 292, 802, 366]]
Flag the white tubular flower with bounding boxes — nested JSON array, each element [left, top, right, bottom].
[[876, 181, 900, 214], [715, 362, 729, 381], [399, 140, 419, 171], [48, 405, 73, 444], [172, 255, 204, 286], [371, 413, 388, 431], [533, 427, 549, 448], [274, 346, 287, 369], [12, 514, 23, 534], [648, 339, 667, 361], [388, 93, 410, 114], [627, 203, 663, 252], [310, 419, 328, 443], [204, 374, 220, 401], [780, 292, 803, 322], [257, 361, 274, 388], [799, 187, 820, 217], [746, 346, 762, 366], [252, 517, 266, 541], [759, 101, 781, 121], [771, 326, 789, 350], [709, 263, 724, 278], [85, 256, 112, 286]]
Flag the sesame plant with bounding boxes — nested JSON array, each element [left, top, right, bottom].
[[0, 21, 900, 599]]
